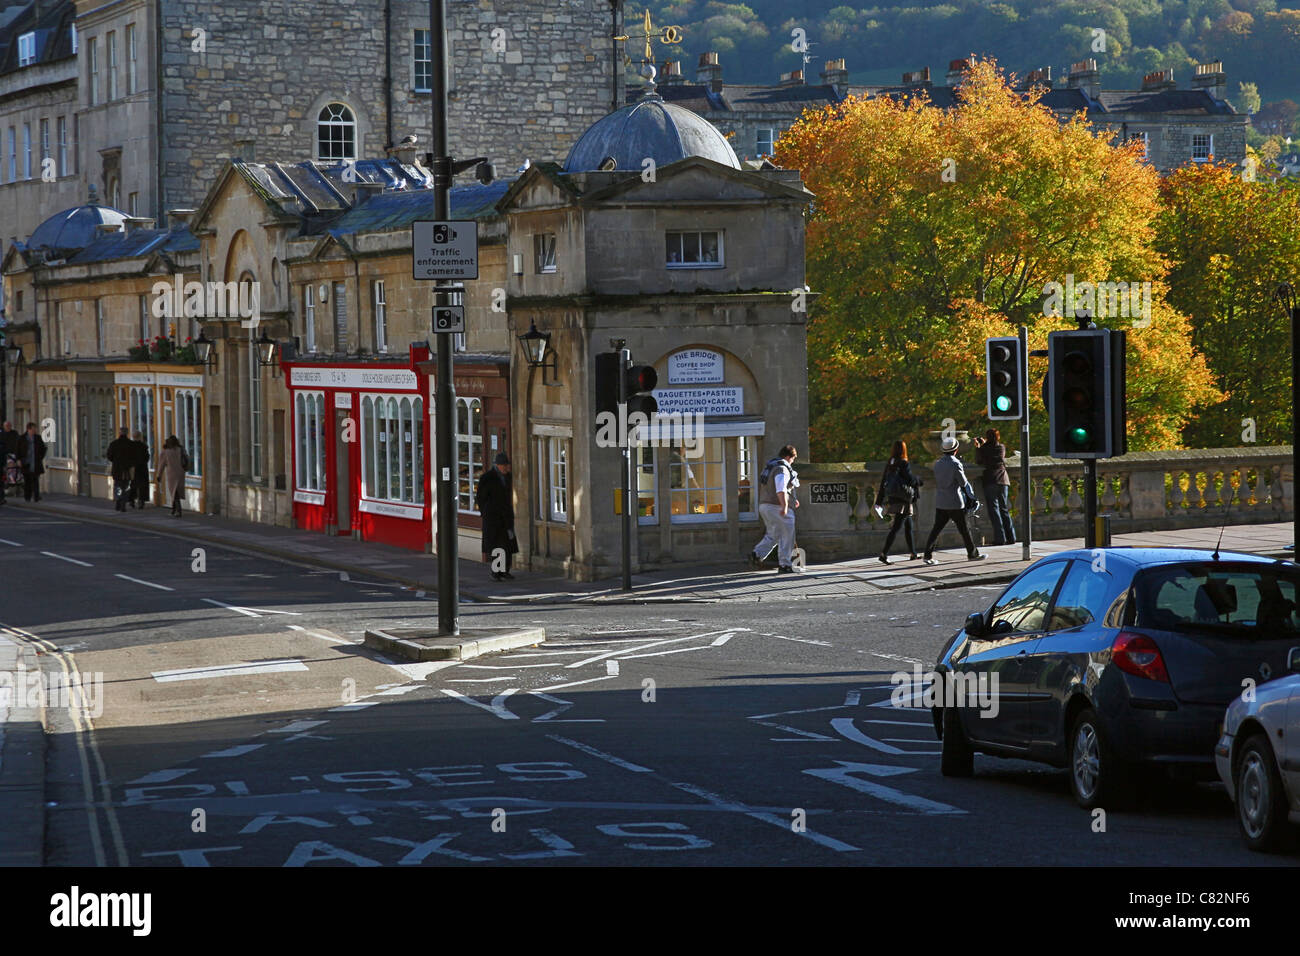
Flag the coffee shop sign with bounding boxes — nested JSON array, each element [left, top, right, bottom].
[[667, 349, 723, 385]]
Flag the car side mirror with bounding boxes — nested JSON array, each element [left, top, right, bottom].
[[1289, 646, 1300, 674], [965, 612, 985, 636]]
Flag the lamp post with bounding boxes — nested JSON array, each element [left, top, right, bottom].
[[517, 321, 555, 383], [1275, 283, 1299, 552], [193, 329, 217, 369]]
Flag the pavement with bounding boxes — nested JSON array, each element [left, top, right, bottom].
[[11, 492, 1297, 604]]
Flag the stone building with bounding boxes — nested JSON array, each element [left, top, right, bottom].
[[502, 78, 813, 579], [0, 0, 625, 313]]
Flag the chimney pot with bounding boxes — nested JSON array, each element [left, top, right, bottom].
[[167, 208, 197, 231], [779, 69, 805, 87], [901, 66, 930, 87], [696, 51, 723, 93]]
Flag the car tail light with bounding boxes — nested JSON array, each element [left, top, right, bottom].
[[1112, 631, 1170, 683]]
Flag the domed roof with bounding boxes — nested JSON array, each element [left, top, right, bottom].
[[25, 185, 128, 257], [564, 80, 740, 173]]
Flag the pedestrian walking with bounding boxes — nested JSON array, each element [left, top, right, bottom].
[[921, 435, 985, 565], [475, 452, 518, 580], [129, 432, 150, 508], [16, 422, 45, 502], [750, 444, 800, 574], [155, 435, 188, 516], [0, 420, 18, 505], [876, 440, 922, 563], [106, 426, 135, 511], [974, 428, 1016, 546]]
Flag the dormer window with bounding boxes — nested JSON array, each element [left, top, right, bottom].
[[666, 230, 723, 268], [533, 233, 556, 274], [17, 32, 36, 67]]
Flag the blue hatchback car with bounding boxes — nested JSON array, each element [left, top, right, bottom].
[[930, 548, 1300, 808]]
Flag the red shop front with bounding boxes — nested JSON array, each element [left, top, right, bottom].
[[283, 346, 433, 552]]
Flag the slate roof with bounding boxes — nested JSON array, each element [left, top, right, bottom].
[[23, 192, 130, 259], [64, 226, 199, 265], [235, 158, 433, 221], [327, 180, 511, 237], [650, 82, 842, 112], [0, 0, 74, 76], [1093, 89, 1235, 116]]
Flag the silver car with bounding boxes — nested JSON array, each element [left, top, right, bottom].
[[1216, 647, 1300, 852]]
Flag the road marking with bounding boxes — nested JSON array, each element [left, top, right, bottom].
[[459, 662, 555, 670], [803, 761, 965, 814], [670, 782, 860, 852], [152, 659, 309, 682], [0, 538, 21, 546], [748, 703, 849, 720], [41, 550, 92, 567], [265, 720, 329, 735], [615, 645, 714, 660], [446, 677, 517, 683], [763, 633, 832, 646], [710, 633, 735, 646], [566, 635, 700, 668], [285, 624, 349, 645], [753, 720, 836, 741], [200, 744, 266, 759], [439, 687, 519, 720], [533, 674, 617, 694], [872, 689, 926, 709], [201, 598, 303, 617], [829, 717, 906, 754], [327, 701, 381, 712], [546, 735, 653, 773], [865, 719, 932, 726], [530, 691, 605, 723], [868, 651, 927, 665], [606, 660, 620, 676], [115, 573, 174, 591], [125, 768, 197, 784]]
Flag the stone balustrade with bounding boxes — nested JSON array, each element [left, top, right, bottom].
[[796, 445, 1292, 560]]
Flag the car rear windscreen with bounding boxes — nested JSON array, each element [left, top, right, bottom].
[[1134, 563, 1300, 637]]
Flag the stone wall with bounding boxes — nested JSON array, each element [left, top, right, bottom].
[[157, 0, 620, 215]]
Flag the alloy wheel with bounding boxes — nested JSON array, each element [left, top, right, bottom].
[[1073, 722, 1100, 802], [1239, 752, 1269, 841]]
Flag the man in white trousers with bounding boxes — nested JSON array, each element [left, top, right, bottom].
[[750, 444, 800, 574]]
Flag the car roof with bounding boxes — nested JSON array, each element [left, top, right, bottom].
[[1041, 547, 1288, 571]]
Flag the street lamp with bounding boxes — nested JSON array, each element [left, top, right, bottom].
[[255, 328, 278, 367], [517, 321, 557, 383], [6, 345, 22, 367], [1274, 282, 1298, 554], [193, 329, 217, 369]]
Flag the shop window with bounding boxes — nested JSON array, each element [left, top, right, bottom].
[[86, 387, 115, 464], [49, 388, 73, 459], [248, 328, 263, 479], [456, 397, 482, 512], [737, 435, 757, 518], [129, 386, 154, 461], [636, 445, 656, 524], [295, 391, 325, 491], [176, 389, 202, 477], [362, 394, 423, 504], [665, 230, 722, 268], [670, 437, 725, 522]]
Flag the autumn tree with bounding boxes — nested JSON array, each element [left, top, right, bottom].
[[1156, 163, 1300, 448], [776, 59, 1221, 461]]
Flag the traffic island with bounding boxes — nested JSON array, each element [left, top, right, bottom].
[[363, 625, 545, 662]]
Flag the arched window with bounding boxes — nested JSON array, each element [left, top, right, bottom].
[[317, 103, 356, 161]]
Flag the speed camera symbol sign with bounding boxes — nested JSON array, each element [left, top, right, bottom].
[[413, 220, 479, 280], [433, 305, 465, 334]]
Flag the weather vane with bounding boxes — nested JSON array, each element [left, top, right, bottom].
[[615, 8, 684, 68]]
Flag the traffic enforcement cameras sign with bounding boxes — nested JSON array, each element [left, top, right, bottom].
[[433, 305, 465, 334], [413, 220, 479, 280]]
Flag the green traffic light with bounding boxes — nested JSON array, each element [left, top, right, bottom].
[[994, 395, 1012, 413], [1069, 426, 1091, 446]]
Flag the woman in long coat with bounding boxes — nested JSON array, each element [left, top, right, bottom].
[[475, 452, 518, 580], [877, 440, 922, 563], [155, 435, 187, 517]]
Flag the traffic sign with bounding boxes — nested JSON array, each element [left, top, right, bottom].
[[432, 304, 465, 334], [413, 220, 479, 280]]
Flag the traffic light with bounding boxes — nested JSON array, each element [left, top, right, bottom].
[[985, 336, 1023, 420], [1048, 329, 1126, 458], [623, 361, 658, 417], [595, 351, 622, 417]]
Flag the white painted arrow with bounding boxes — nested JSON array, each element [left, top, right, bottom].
[[803, 760, 966, 814]]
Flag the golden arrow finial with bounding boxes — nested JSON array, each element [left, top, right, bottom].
[[615, 7, 684, 67]]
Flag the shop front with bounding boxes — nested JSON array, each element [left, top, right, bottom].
[[284, 349, 433, 551]]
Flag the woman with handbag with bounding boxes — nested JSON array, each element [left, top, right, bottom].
[[876, 440, 921, 564], [974, 428, 1015, 546], [155, 435, 188, 517]]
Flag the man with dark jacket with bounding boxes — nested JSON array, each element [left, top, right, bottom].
[[106, 427, 135, 511], [475, 452, 517, 580], [129, 432, 151, 508], [17, 422, 46, 502]]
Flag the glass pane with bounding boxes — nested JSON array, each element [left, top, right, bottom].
[[683, 233, 700, 263], [702, 232, 719, 262]]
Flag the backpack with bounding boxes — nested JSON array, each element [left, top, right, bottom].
[[883, 461, 913, 502], [759, 457, 791, 486], [181, 449, 192, 471]]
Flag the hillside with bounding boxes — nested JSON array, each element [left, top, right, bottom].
[[635, 0, 1300, 108]]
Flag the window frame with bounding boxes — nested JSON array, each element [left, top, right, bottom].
[[95, 298, 105, 354], [317, 102, 357, 161], [755, 127, 774, 156], [88, 36, 98, 106], [303, 285, 317, 352], [126, 23, 137, 95], [18, 32, 36, 67], [413, 29, 432, 93], [533, 233, 557, 274], [22, 123, 31, 179], [57, 116, 67, 176], [456, 396, 483, 512], [361, 392, 424, 505], [986, 560, 1069, 635], [295, 391, 326, 493], [668, 436, 727, 523], [1191, 132, 1213, 162], [106, 30, 117, 100], [545, 436, 569, 522], [373, 279, 387, 353]]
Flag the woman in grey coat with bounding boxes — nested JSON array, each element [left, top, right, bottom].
[[155, 435, 187, 517]]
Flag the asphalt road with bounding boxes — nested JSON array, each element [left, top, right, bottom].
[[1, 507, 1290, 866]]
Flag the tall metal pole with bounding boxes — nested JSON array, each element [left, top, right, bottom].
[[619, 346, 632, 591], [1084, 459, 1098, 549], [1018, 325, 1031, 562], [431, 0, 458, 634]]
